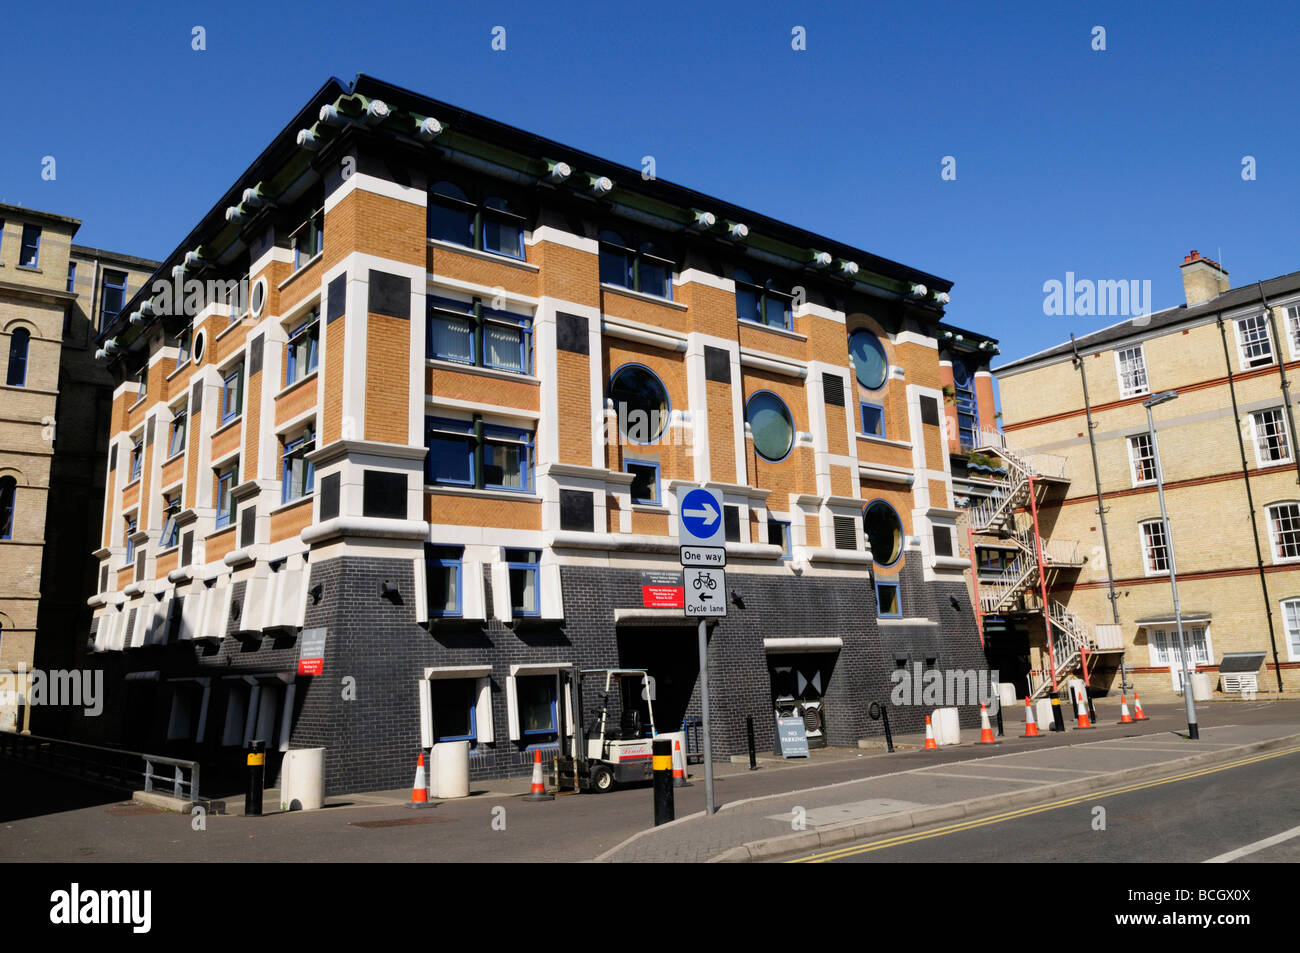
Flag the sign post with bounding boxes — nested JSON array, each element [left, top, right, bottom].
[[676, 486, 726, 816]]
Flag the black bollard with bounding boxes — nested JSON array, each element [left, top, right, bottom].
[[245, 739, 265, 817], [746, 715, 758, 770], [995, 702, 1005, 738], [1051, 696, 1066, 732], [652, 738, 674, 826], [881, 706, 895, 753]]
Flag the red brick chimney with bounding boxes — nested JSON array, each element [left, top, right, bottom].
[[1179, 250, 1229, 307]]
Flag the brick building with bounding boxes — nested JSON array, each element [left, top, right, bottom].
[[86, 75, 995, 794], [995, 252, 1300, 700], [0, 204, 156, 732]]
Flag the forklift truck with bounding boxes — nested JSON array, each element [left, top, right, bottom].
[[554, 668, 658, 793]]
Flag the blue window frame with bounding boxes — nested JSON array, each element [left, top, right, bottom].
[[767, 518, 791, 559], [280, 427, 316, 504], [100, 270, 128, 327], [0, 476, 15, 540], [221, 363, 244, 423], [425, 416, 533, 492], [129, 439, 143, 481], [285, 310, 320, 386], [425, 545, 464, 618], [430, 678, 478, 743], [952, 359, 980, 451], [427, 296, 532, 375], [168, 409, 187, 459], [427, 182, 525, 260], [66, 261, 77, 293], [6, 328, 30, 387], [215, 464, 238, 529], [875, 580, 901, 618], [734, 268, 792, 331], [505, 548, 541, 617], [517, 675, 558, 739], [159, 494, 181, 550], [860, 402, 885, 438], [123, 515, 138, 565], [598, 230, 673, 300], [625, 460, 660, 504], [176, 324, 193, 365], [18, 225, 40, 268], [290, 209, 323, 271]]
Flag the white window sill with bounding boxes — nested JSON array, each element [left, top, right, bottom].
[[426, 358, 539, 385], [275, 371, 319, 401], [428, 238, 539, 272], [737, 318, 806, 342]]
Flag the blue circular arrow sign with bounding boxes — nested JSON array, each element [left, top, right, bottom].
[[680, 488, 723, 543]]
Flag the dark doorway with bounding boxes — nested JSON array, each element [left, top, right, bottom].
[[767, 652, 837, 749], [984, 623, 1031, 698], [616, 626, 699, 735]]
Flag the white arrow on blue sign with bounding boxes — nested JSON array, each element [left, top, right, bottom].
[[676, 486, 725, 547]]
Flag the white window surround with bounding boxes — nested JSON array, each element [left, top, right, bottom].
[[505, 662, 573, 742], [489, 554, 562, 622], [1284, 304, 1300, 360], [1114, 344, 1150, 399], [1280, 598, 1300, 661], [1139, 519, 1170, 576], [1126, 432, 1158, 486], [419, 667, 493, 748], [1146, 623, 1212, 673], [1234, 313, 1275, 370], [1266, 502, 1300, 563], [1249, 408, 1293, 468], [415, 550, 486, 623]]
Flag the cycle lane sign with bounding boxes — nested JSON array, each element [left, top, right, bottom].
[[684, 567, 727, 618]]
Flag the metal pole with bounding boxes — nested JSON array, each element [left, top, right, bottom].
[[1147, 403, 1199, 740], [746, 715, 757, 770], [698, 618, 715, 814]]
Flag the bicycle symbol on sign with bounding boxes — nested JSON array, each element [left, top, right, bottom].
[[692, 572, 718, 591]]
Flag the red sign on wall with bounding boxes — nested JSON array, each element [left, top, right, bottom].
[[640, 571, 684, 609]]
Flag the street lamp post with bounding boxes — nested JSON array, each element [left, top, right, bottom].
[[1143, 389, 1199, 740]]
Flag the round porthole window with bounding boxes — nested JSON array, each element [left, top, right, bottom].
[[608, 364, 670, 443], [192, 329, 206, 365], [746, 391, 794, 461], [848, 329, 888, 390], [864, 499, 903, 566], [249, 276, 268, 319]]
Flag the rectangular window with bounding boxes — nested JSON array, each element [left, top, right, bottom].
[[285, 310, 320, 386], [767, 518, 791, 559], [426, 417, 474, 486], [101, 270, 128, 326], [876, 580, 901, 618], [516, 675, 558, 738], [481, 424, 532, 491], [1269, 503, 1300, 562], [123, 514, 138, 566], [1287, 305, 1300, 359], [221, 363, 244, 423], [427, 297, 531, 375], [1141, 520, 1170, 575], [1282, 599, 1300, 659], [66, 261, 77, 293], [426, 416, 533, 493], [626, 460, 660, 504], [130, 439, 143, 481], [160, 494, 181, 550], [280, 427, 316, 504], [18, 225, 40, 268], [724, 504, 741, 543], [860, 402, 885, 437], [1237, 314, 1275, 369], [1148, 625, 1211, 667], [976, 547, 1017, 576], [430, 679, 477, 743], [1251, 408, 1292, 466], [1127, 433, 1158, 485], [168, 409, 187, 459], [290, 209, 324, 271], [215, 464, 238, 529], [482, 308, 531, 373], [505, 548, 540, 617], [1115, 345, 1150, 398], [426, 545, 463, 618], [176, 324, 192, 365]]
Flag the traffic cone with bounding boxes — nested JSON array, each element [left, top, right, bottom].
[[523, 748, 554, 801], [672, 739, 692, 787], [1076, 693, 1093, 729], [1023, 697, 1041, 738], [1132, 691, 1149, 721], [1118, 695, 1133, 724], [977, 704, 998, 744], [923, 714, 939, 750], [406, 751, 432, 808]]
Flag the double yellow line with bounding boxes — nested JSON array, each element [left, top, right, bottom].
[[788, 745, 1300, 863]]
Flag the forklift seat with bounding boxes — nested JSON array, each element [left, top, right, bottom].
[[620, 709, 641, 739]]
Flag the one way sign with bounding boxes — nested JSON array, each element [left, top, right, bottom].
[[676, 486, 724, 547]]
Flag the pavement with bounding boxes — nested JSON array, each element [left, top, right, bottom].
[[2, 698, 1298, 863]]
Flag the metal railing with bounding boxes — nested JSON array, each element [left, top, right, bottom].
[[0, 731, 200, 803]]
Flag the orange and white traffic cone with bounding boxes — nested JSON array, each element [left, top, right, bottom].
[[1118, 694, 1133, 724], [1132, 691, 1149, 721], [1076, 693, 1093, 729], [406, 751, 432, 808], [923, 714, 939, 750], [523, 748, 554, 801], [1023, 697, 1041, 738], [977, 703, 998, 744], [672, 739, 692, 787]]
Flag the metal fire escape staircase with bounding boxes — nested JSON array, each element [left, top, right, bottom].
[[966, 430, 1118, 700]]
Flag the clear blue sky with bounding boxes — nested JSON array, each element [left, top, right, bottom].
[[3, 0, 1297, 365]]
